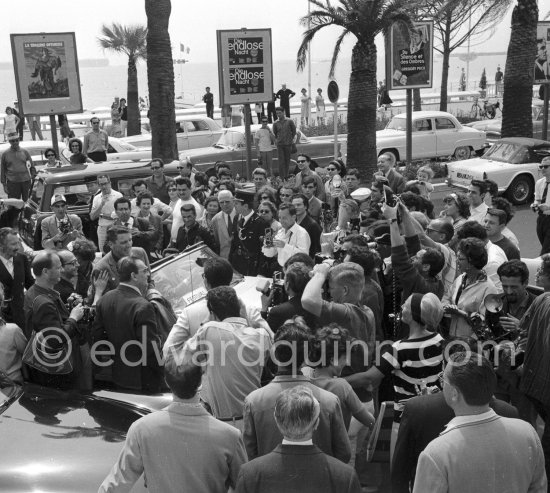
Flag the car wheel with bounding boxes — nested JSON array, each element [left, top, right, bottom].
[[453, 146, 472, 160], [506, 175, 534, 205]]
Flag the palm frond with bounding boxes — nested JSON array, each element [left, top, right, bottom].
[[97, 22, 147, 60], [329, 30, 351, 77], [297, 22, 339, 71]]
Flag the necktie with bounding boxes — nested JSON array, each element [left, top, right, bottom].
[[239, 216, 245, 228], [227, 214, 233, 233], [543, 182, 550, 204]]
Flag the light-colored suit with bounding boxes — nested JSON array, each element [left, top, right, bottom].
[[211, 210, 236, 259], [41, 214, 83, 249]]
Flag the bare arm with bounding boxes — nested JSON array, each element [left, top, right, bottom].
[[301, 262, 331, 318]]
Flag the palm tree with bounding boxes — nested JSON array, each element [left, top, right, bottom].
[[501, 0, 538, 138], [145, 0, 177, 162], [297, 0, 418, 180], [98, 23, 147, 136]]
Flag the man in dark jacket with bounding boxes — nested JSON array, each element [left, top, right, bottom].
[[92, 256, 163, 393], [373, 152, 405, 195], [292, 194, 322, 258], [169, 203, 218, 254]]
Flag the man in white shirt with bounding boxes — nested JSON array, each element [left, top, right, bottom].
[[90, 174, 123, 252], [211, 190, 237, 259], [468, 179, 489, 224], [170, 176, 203, 242], [533, 156, 550, 255], [270, 203, 310, 267], [254, 118, 275, 175]]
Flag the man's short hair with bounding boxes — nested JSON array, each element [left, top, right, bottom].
[[458, 237, 488, 270], [274, 386, 320, 440], [219, 182, 236, 194], [470, 179, 488, 195], [328, 262, 365, 293], [285, 264, 312, 295], [118, 256, 140, 282], [279, 203, 297, 216], [163, 351, 203, 399], [380, 152, 396, 166], [206, 286, 240, 320], [132, 179, 148, 191], [275, 106, 284, 112], [174, 176, 192, 188], [301, 175, 316, 188], [447, 351, 496, 406], [291, 193, 308, 208], [497, 260, 529, 284], [252, 167, 267, 177], [106, 225, 131, 244], [203, 258, 234, 287], [342, 233, 369, 247], [456, 221, 488, 241], [218, 169, 233, 179], [486, 208, 507, 225], [283, 253, 315, 271], [96, 174, 110, 183], [434, 221, 455, 243], [149, 158, 164, 168], [273, 317, 312, 367], [180, 204, 197, 215], [136, 191, 154, 206], [31, 250, 59, 277], [114, 197, 131, 210], [421, 248, 445, 277], [491, 197, 514, 224], [345, 246, 379, 277], [297, 153, 311, 162], [0, 227, 17, 247], [215, 161, 230, 174]]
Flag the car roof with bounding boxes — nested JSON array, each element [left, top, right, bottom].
[[393, 110, 457, 119], [499, 137, 550, 147], [0, 140, 66, 151]]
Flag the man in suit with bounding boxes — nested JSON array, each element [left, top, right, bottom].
[[100, 347, 247, 493], [211, 190, 237, 259], [412, 352, 546, 493], [292, 193, 322, 257], [301, 176, 324, 223], [106, 197, 158, 260], [243, 321, 351, 463], [0, 227, 34, 329], [229, 189, 267, 276], [41, 194, 84, 250], [373, 152, 405, 194], [93, 225, 151, 297], [92, 256, 163, 393], [237, 386, 361, 493]]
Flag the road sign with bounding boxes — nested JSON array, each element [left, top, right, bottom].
[[328, 80, 339, 104]]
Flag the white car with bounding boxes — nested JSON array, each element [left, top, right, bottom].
[[0, 140, 67, 167], [377, 110, 487, 162], [446, 137, 550, 205], [59, 136, 151, 163]]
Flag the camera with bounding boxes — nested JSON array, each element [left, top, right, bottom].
[[58, 217, 73, 235], [66, 293, 94, 324], [384, 188, 397, 207], [256, 272, 288, 307], [531, 203, 540, 213], [263, 228, 274, 248]]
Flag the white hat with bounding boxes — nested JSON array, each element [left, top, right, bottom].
[[350, 188, 372, 202], [51, 194, 67, 206]]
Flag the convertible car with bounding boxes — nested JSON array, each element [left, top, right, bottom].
[[446, 137, 550, 205], [0, 244, 262, 492]]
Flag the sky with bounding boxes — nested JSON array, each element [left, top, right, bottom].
[[4, 0, 543, 66]]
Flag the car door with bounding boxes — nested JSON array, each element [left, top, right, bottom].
[[434, 117, 459, 157], [533, 106, 546, 140], [411, 118, 437, 159], [185, 120, 213, 150]]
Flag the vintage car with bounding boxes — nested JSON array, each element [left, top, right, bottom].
[[446, 137, 550, 205], [465, 101, 549, 144], [58, 136, 154, 164], [178, 124, 340, 177], [122, 115, 223, 151], [0, 140, 68, 168], [377, 110, 487, 162], [0, 244, 262, 492]]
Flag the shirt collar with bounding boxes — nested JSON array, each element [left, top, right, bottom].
[[221, 317, 248, 325], [470, 202, 488, 214], [242, 210, 254, 222], [282, 438, 313, 446], [441, 409, 497, 435], [119, 282, 142, 296]]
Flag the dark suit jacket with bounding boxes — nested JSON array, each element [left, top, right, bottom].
[[235, 444, 361, 493], [298, 213, 322, 257], [92, 284, 163, 392], [105, 216, 158, 258], [391, 392, 520, 493], [374, 168, 406, 194], [0, 252, 34, 330], [267, 296, 317, 333], [174, 222, 219, 254], [229, 212, 268, 276]]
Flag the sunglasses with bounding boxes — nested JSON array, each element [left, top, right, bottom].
[[540, 165, 550, 170], [168, 188, 177, 192], [260, 196, 270, 200], [327, 167, 337, 171], [92, 121, 100, 124], [150, 166, 161, 170], [297, 160, 307, 163], [280, 193, 291, 197], [8, 139, 18, 143], [46, 154, 55, 158], [177, 166, 186, 169], [258, 209, 271, 214]]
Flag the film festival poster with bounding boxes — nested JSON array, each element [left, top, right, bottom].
[[388, 22, 433, 90], [534, 22, 550, 84], [23, 41, 70, 100]]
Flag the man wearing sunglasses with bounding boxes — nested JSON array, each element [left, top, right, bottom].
[[0, 132, 36, 201], [82, 118, 109, 162], [293, 154, 326, 202], [533, 156, 550, 254], [144, 158, 174, 205]]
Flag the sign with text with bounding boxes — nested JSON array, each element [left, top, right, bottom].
[[10, 32, 83, 115], [535, 22, 550, 84], [217, 29, 273, 105], [386, 21, 434, 90]]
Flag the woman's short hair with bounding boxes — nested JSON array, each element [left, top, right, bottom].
[[417, 165, 434, 180], [44, 147, 57, 158], [194, 172, 209, 188], [458, 237, 488, 270], [445, 192, 471, 219], [136, 191, 154, 206], [259, 200, 278, 218], [203, 195, 220, 211], [68, 138, 83, 152], [256, 186, 277, 205], [71, 238, 98, 262], [309, 324, 351, 368]]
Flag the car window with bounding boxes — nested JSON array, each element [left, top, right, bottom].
[[30, 179, 45, 206], [194, 120, 210, 131], [435, 118, 456, 130], [185, 121, 196, 133], [413, 119, 432, 132], [216, 130, 244, 147], [386, 118, 406, 131], [53, 183, 92, 207], [115, 179, 138, 199], [107, 144, 117, 154], [484, 142, 521, 162], [151, 246, 243, 313]]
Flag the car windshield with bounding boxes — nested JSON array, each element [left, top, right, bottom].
[[0, 372, 23, 416], [150, 245, 244, 314], [483, 142, 524, 163], [215, 130, 244, 147], [386, 118, 406, 131]]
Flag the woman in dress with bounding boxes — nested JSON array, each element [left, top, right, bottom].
[[324, 160, 348, 212], [199, 196, 220, 232], [3, 107, 19, 141], [258, 200, 282, 277], [315, 88, 326, 125], [68, 138, 93, 165], [137, 191, 163, 255], [300, 88, 311, 127], [110, 99, 122, 137]]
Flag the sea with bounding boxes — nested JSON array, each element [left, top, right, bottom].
[[0, 54, 508, 112]]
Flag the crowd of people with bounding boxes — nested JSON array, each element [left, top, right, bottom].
[[2, 148, 550, 492]]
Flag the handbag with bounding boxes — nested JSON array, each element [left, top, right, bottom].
[[22, 328, 73, 375]]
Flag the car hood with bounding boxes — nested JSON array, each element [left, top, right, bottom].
[[0, 384, 166, 492], [449, 157, 512, 173], [376, 128, 404, 140], [466, 120, 502, 132]]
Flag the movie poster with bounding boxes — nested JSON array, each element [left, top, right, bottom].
[[386, 21, 434, 90], [535, 22, 550, 84], [23, 41, 69, 100]]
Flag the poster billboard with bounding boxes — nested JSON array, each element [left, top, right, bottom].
[[10, 32, 83, 116], [217, 29, 273, 105], [535, 22, 550, 84], [386, 21, 434, 90]]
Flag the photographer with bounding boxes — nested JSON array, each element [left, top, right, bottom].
[[261, 263, 317, 332], [41, 194, 84, 250]]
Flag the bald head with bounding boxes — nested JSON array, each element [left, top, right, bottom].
[[427, 219, 454, 244]]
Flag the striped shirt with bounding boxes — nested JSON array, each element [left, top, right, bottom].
[[378, 333, 444, 422]]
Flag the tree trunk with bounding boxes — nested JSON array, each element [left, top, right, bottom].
[[413, 89, 422, 111], [347, 40, 377, 182], [439, 14, 452, 112], [501, 0, 538, 138], [145, 0, 178, 162], [126, 55, 141, 136]]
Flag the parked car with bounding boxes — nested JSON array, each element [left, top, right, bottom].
[[377, 110, 487, 162], [178, 124, 339, 177], [123, 116, 223, 151], [0, 140, 67, 168], [59, 136, 153, 164], [465, 101, 549, 144], [446, 137, 550, 205]]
